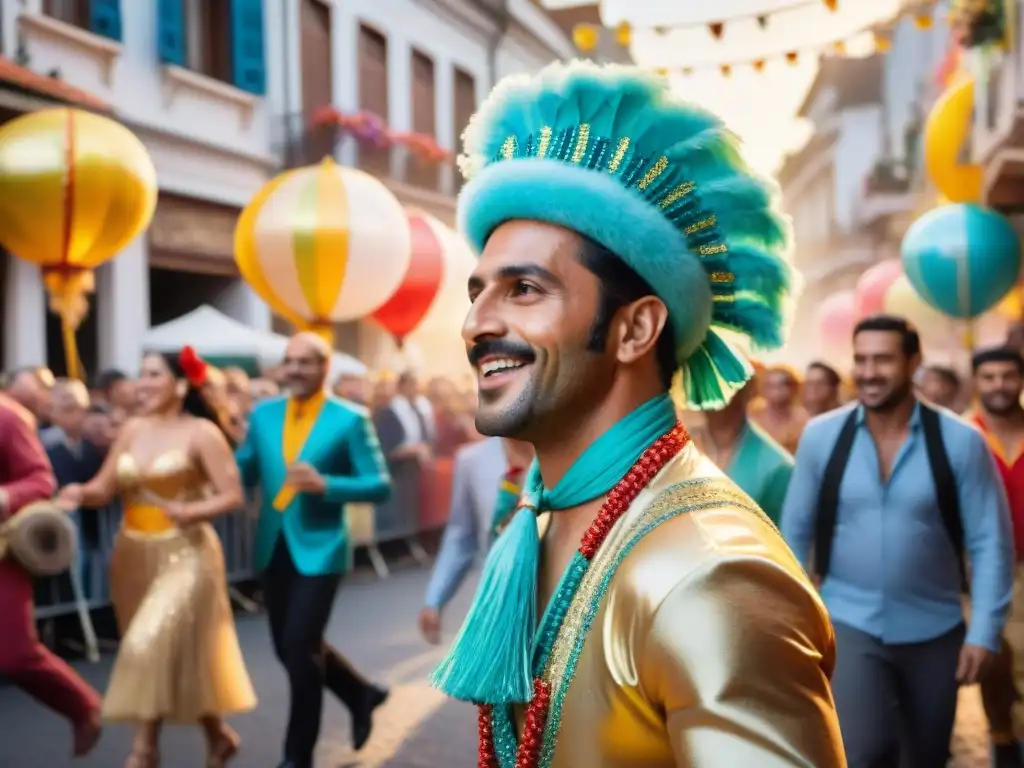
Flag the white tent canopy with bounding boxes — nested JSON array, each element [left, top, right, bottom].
[[143, 305, 366, 376]]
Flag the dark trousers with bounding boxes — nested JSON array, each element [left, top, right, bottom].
[[832, 621, 964, 768], [263, 536, 371, 765], [0, 559, 100, 725]]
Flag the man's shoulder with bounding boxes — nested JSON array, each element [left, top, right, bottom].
[[932, 403, 984, 440], [801, 402, 858, 443], [745, 420, 795, 467], [324, 395, 370, 422], [0, 393, 35, 430], [612, 484, 829, 638], [250, 395, 287, 420], [454, 437, 502, 465]]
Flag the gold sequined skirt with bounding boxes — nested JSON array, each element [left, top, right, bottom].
[[103, 522, 257, 723]]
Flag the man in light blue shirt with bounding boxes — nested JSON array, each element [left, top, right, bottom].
[[782, 314, 1014, 768], [418, 437, 533, 643]]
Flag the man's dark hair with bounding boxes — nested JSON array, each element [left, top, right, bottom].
[[94, 368, 128, 392], [578, 237, 677, 390], [972, 346, 1024, 374], [852, 314, 921, 358], [88, 403, 110, 415], [923, 364, 961, 389], [807, 360, 840, 387]]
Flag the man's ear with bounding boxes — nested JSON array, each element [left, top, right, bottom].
[[614, 297, 669, 365]]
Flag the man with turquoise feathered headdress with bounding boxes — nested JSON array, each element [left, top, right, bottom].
[[430, 61, 845, 767]]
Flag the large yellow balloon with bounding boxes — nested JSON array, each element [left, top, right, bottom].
[[996, 287, 1023, 320], [923, 77, 983, 203], [0, 108, 157, 379]]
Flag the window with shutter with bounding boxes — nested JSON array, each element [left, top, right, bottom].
[[184, 0, 232, 84], [43, 0, 122, 40], [301, 0, 335, 164], [409, 49, 437, 191], [453, 68, 477, 190], [358, 24, 390, 178]]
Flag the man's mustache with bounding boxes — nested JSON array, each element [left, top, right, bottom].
[[468, 339, 536, 367], [855, 379, 887, 388]]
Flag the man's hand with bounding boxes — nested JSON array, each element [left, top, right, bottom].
[[286, 463, 327, 494], [957, 643, 994, 685], [419, 607, 442, 645], [55, 483, 84, 512], [0, 487, 8, 517]]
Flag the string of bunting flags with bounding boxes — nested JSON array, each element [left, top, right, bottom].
[[573, 0, 941, 76]]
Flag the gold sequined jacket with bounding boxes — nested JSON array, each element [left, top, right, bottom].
[[532, 442, 845, 767]]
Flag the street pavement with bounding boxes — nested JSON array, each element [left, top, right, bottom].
[[0, 563, 997, 767]]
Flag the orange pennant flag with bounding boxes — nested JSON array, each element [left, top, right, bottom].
[[822, 0, 838, 10], [753, 59, 767, 72], [682, 66, 694, 76], [709, 22, 725, 40], [785, 51, 799, 65], [720, 64, 732, 76], [874, 31, 892, 52], [914, 12, 933, 30], [832, 40, 846, 55]]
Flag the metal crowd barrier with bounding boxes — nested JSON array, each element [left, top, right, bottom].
[[32, 457, 456, 619]]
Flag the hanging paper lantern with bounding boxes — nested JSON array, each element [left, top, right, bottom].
[[235, 157, 411, 342], [901, 203, 1021, 319], [854, 259, 904, 317], [370, 209, 446, 347], [817, 290, 858, 349], [883, 274, 951, 332], [614, 22, 632, 47], [573, 24, 599, 52], [0, 108, 157, 380]]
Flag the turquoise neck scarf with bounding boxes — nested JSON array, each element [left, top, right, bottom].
[[432, 393, 678, 705], [490, 466, 526, 541]]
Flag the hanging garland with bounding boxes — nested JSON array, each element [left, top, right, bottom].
[[309, 107, 453, 164], [574, 0, 939, 76]]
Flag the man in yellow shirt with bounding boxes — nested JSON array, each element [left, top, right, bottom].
[[236, 333, 392, 768]]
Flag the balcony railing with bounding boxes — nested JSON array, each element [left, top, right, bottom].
[[273, 112, 457, 202], [971, 2, 1024, 165]]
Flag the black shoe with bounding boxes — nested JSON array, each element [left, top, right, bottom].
[[275, 761, 310, 768], [994, 743, 1024, 768], [352, 685, 389, 751]]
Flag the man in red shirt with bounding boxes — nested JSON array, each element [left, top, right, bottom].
[[0, 393, 102, 757], [971, 347, 1024, 767]]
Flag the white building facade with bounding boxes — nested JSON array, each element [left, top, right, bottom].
[[778, 7, 950, 364], [0, 0, 571, 376]]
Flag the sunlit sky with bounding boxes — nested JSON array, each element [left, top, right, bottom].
[[557, 0, 920, 173]]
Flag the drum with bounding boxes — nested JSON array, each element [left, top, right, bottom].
[[0, 500, 76, 576]]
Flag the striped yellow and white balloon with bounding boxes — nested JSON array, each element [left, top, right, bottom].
[[235, 157, 412, 339]]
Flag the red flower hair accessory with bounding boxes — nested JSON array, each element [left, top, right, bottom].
[[178, 345, 208, 387]]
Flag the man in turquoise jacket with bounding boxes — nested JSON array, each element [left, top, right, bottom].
[[237, 332, 391, 768], [688, 378, 794, 525]]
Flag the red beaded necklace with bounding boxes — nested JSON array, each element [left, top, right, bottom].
[[477, 422, 690, 768]]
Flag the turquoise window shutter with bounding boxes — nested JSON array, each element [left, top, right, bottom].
[[89, 0, 122, 41], [157, 0, 186, 66], [230, 0, 267, 96]]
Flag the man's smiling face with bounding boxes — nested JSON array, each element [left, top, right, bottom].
[[462, 220, 615, 440]]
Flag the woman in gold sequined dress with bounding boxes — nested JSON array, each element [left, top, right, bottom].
[[58, 347, 256, 768]]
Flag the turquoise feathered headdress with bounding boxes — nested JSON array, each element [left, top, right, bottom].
[[457, 60, 797, 409]]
